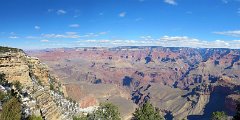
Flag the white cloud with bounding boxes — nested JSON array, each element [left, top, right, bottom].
[[233, 40, 240, 42], [73, 15, 79, 18], [140, 36, 154, 40], [119, 12, 126, 17], [10, 32, 16, 35], [9, 36, 19, 39], [74, 35, 240, 49], [41, 39, 49, 42], [85, 40, 97, 42], [214, 30, 240, 37], [69, 24, 80, 28], [34, 26, 40, 30], [56, 9, 67, 15], [99, 31, 108, 35], [65, 32, 78, 35], [26, 36, 38, 39], [160, 36, 199, 41], [164, 0, 177, 5], [158, 36, 240, 48], [40, 31, 107, 39], [48, 9, 54, 12], [42, 33, 80, 39], [212, 40, 230, 47], [238, 8, 240, 14]]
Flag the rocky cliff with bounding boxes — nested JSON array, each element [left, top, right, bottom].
[[0, 47, 80, 120]]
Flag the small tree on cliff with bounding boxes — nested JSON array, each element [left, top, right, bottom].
[[73, 115, 88, 120], [233, 100, 240, 120], [27, 115, 43, 120], [88, 102, 121, 120], [1, 97, 21, 120], [210, 111, 227, 120], [94, 102, 121, 120], [132, 101, 163, 120]]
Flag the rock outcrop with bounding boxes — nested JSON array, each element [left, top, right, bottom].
[[0, 47, 81, 120]]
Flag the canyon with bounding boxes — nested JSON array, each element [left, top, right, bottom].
[[26, 46, 240, 120], [0, 46, 238, 119]]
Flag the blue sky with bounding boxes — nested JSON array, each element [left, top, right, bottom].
[[0, 0, 240, 49]]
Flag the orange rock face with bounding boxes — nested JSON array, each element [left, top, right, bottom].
[[79, 96, 98, 108]]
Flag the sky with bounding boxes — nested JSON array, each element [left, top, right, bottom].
[[0, 0, 240, 49]]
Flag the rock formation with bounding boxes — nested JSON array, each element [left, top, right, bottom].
[[27, 46, 240, 119], [0, 47, 81, 120]]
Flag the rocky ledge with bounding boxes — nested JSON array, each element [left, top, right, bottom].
[[0, 47, 93, 120]]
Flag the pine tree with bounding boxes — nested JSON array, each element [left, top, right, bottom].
[[210, 111, 227, 120], [1, 97, 21, 120], [93, 102, 121, 120], [77, 102, 121, 120], [132, 101, 164, 120], [27, 115, 43, 120]]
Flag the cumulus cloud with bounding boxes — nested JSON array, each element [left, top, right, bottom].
[[160, 36, 199, 41], [119, 12, 126, 17], [41, 39, 49, 42], [65, 32, 78, 35], [25, 36, 39, 39], [34, 26, 40, 30], [10, 32, 16, 35], [42, 33, 80, 39], [99, 31, 108, 35], [157, 36, 236, 48], [214, 30, 240, 37], [75, 36, 239, 49], [140, 36, 154, 40], [48, 9, 54, 12], [41, 31, 107, 39], [56, 9, 67, 15], [238, 8, 240, 14], [69, 24, 80, 28], [164, 0, 177, 5], [9, 36, 19, 39]]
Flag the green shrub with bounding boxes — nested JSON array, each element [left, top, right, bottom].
[[74, 102, 121, 120], [210, 111, 227, 120], [92, 102, 121, 120], [27, 115, 43, 120], [1, 97, 21, 120], [73, 115, 88, 120], [0, 46, 22, 53], [133, 101, 164, 120], [0, 73, 6, 84], [50, 83, 54, 90]]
